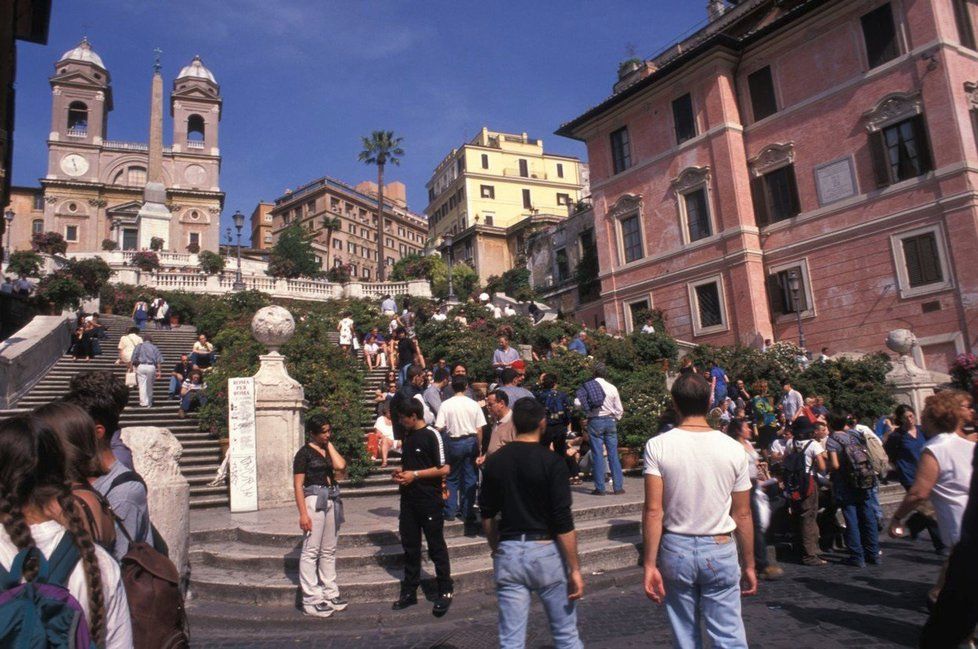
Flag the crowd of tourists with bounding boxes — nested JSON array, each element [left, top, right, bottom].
[[287, 293, 978, 648], [0, 370, 187, 647]]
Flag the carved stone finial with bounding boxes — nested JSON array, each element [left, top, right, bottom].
[[885, 328, 917, 356], [251, 305, 296, 353]]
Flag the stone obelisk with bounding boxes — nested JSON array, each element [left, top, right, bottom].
[[136, 50, 171, 250]]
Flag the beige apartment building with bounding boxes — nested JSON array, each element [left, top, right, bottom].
[[425, 128, 585, 282], [249, 201, 273, 250], [268, 176, 428, 281]]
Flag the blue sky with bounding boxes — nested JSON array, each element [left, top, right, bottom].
[[12, 0, 706, 243]]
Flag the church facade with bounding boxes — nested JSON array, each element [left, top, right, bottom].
[[7, 38, 224, 255]]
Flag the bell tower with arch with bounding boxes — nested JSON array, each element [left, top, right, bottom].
[[171, 55, 221, 156]]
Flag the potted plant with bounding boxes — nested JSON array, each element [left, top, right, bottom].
[[130, 251, 161, 272], [186, 242, 201, 254], [617, 57, 643, 79], [101, 238, 118, 251], [150, 236, 165, 252]]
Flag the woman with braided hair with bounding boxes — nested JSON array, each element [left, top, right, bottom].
[[33, 401, 117, 552], [0, 415, 132, 647]]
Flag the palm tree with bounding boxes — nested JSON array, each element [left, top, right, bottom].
[[321, 216, 341, 270], [359, 130, 404, 282]]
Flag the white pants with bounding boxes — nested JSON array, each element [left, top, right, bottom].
[[135, 365, 157, 407], [299, 495, 340, 606]]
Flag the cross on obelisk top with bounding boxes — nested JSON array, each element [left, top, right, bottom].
[[153, 47, 163, 73]]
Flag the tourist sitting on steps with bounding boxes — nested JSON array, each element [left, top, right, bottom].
[[293, 413, 348, 618], [178, 371, 207, 418], [190, 334, 216, 373]]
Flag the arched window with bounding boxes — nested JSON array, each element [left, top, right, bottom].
[[67, 101, 88, 133], [127, 166, 147, 185], [187, 114, 205, 142]]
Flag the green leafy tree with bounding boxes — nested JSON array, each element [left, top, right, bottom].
[[6, 250, 43, 278], [31, 232, 67, 255], [65, 257, 112, 296], [359, 130, 404, 282], [198, 250, 226, 275], [793, 354, 895, 420], [576, 239, 600, 303], [268, 223, 321, 278], [149, 236, 165, 252], [485, 267, 535, 301], [35, 272, 86, 311], [101, 238, 118, 251]]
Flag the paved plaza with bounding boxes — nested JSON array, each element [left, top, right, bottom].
[[188, 535, 940, 648]]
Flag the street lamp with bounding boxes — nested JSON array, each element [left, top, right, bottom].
[[4, 209, 14, 265], [232, 210, 245, 291], [441, 233, 458, 305], [787, 268, 806, 350]]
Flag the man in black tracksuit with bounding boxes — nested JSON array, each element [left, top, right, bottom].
[[392, 397, 454, 617]]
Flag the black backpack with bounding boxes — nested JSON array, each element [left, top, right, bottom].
[[832, 431, 877, 491], [541, 390, 570, 427], [783, 440, 815, 501]]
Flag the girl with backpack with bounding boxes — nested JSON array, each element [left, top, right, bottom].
[[0, 415, 133, 647], [132, 299, 150, 331], [33, 402, 116, 552]]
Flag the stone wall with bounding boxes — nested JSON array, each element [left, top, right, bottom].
[[0, 314, 72, 408]]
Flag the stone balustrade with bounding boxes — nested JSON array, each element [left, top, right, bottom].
[[108, 267, 430, 301]]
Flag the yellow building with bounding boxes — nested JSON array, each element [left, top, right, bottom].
[[249, 201, 273, 250], [425, 128, 585, 282]]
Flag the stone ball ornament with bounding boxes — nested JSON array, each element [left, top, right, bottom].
[[251, 305, 296, 352], [885, 329, 917, 356]]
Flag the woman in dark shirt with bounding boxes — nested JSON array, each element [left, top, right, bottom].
[[293, 413, 348, 618]]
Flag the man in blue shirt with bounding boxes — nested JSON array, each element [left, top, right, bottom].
[[709, 361, 729, 409], [567, 332, 588, 355]]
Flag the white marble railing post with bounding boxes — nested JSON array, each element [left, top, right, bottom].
[[120, 426, 190, 584], [250, 306, 307, 508], [884, 329, 952, 413]]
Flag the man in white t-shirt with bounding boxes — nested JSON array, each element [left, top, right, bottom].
[[642, 372, 755, 648], [435, 375, 487, 524], [784, 417, 827, 566]]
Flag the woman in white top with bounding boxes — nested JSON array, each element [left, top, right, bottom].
[[337, 312, 355, 353], [116, 326, 143, 366], [0, 415, 132, 648], [889, 390, 975, 602], [374, 403, 398, 468]]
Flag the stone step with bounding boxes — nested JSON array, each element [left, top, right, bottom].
[[189, 532, 641, 605], [190, 516, 638, 576], [189, 495, 231, 509]]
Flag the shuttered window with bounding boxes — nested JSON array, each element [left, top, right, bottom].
[[684, 188, 711, 242], [748, 67, 778, 121], [902, 233, 943, 288], [621, 215, 643, 263], [768, 268, 808, 315], [610, 127, 632, 174], [862, 3, 900, 69], [672, 94, 696, 144], [869, 116, 933, 187], [695, 283, 723, 328]]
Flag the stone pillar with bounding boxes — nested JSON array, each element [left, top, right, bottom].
[[884, 329, 952, 413], [344, 282, 363, 298], [120, 426, 190, 583], [250, 306, 307, 508]]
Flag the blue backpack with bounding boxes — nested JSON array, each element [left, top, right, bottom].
[[0, 532, 96, 648], [541, 390, 571, 427]]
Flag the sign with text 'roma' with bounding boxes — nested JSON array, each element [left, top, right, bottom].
[[228, 377, 258, 513]]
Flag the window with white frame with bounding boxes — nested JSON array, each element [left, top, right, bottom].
[[672, 166, 714, 244], [890, 226, 952, 298], [620, 215, 643, 263], [688, 276, 727, 336], [626, 298, 651, 333], [864, 92, 933, 188], [749, 143, 800, 225], [189, 232, 200, 247], [609, 194, 645, 265], [32, 219, 44, 234], [767, 261, 815, 319]]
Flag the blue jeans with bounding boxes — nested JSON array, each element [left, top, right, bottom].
[[494, 541, 582, 649], [168, 376, 181, 397], [444, 436, 478, 520], [659, 532, 748, 649], [868, 485, 883, 527], [836, 487, 880, 565], [181, 392, 206, 413], [587, 416, 623, 493]]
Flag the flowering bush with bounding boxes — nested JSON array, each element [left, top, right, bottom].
[[34, 272, 86, 311], [65, 257, 112, 297], [129, 251, 160, 272], [31, 232, 67, 255], [186, 242, 201, 254], [325, 263, 352, 284], [198, 250, 225, 275], [951, 353, 978, 394], [101, 239, 118, 251]]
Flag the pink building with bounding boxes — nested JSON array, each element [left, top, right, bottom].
[[557, 0, 978, 373]]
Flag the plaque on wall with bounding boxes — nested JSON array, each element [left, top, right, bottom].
[[228, 377, 258, 513], [814, 157, 857, 206]]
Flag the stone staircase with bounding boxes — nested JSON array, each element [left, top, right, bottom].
[[0, 314, 228, 509]]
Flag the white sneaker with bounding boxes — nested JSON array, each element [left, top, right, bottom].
[[302, 602, 334, 618]]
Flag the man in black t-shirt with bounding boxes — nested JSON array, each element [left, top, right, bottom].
[[480, 398, 584, 647], [395, 327, 415, 385], [392, 398, 453, 617], [169, 354, 194, 400]]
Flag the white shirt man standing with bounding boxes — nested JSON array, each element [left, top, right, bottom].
[[435, 376, 487, 524], [642, 372, 755, 648]]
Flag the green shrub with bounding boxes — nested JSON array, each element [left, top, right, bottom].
[[198, 250, 225, 275], [34, 272, 86, 311], [793, 354, 895, 420], [65, 257, 112, 297], [618, 366, 670, 449], [130, 251, 160, 272], [6, 250, 43, 278], [31, 232, 67, 255], [149, 237, 164, 252]]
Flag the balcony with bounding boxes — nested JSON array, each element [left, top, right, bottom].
[[501, 168, 548, 180], [66, 128, 87, 138], [186, 140, 205, 150]]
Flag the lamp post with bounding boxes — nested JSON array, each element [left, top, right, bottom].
[[441, 233, 458, 305], [3, 209, 14, 265], [787, 268, 806, 350], [232, 210, 245, 291]]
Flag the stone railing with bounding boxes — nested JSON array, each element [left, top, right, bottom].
[[110, 268, 430, 302]]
